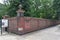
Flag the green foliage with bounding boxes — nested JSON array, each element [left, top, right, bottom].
[[53, 0, 60, 20], [24, 0, 56, 19], [4, 0, 20, 17], [0, 0, 57, 20], [40, 0, 56, 19], [0, 3, 7, 19]]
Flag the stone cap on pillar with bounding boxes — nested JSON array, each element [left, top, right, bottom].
[[16, 9, 25, 13], [16, 4, 25, 17]]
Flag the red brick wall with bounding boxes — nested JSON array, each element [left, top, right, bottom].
[[8, 17, 18, 33], [8, 17, 59, 34]]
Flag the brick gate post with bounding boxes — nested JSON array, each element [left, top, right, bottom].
[[16, 4, 25, 33]]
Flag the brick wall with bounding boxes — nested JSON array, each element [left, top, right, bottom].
[[8, 17, 60, 34], [8, 17, 18, 34]]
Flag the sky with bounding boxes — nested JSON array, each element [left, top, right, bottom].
[[0, 0, 3, 4]]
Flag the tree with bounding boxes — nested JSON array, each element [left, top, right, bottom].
[[38, 0, 55, 19], [0, 3, 8, 19], [3, 0, 31, 17], [1, 0, 55, 20], [53, 0, 60, 20]]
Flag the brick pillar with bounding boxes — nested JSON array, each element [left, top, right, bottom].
[[16, 4, 25, 32]]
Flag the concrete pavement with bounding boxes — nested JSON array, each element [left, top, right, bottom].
[[0, 25, 60, 40]]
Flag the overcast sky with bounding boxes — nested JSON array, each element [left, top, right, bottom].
[[0, 0, 3, 4]]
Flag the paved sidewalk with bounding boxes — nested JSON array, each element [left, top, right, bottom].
[[0, 25, 60, 40]]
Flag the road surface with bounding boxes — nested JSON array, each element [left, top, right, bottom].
[[0, 25, 60, 40]]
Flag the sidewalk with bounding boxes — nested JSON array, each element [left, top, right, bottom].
[[0, 25, 60, 40]]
